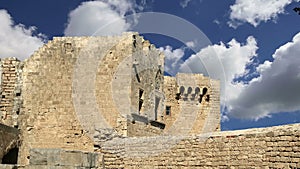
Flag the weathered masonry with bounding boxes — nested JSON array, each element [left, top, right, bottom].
[[1, 123, 300, 168], [0, 32, 220, 166], [0, 32, 298, 168]]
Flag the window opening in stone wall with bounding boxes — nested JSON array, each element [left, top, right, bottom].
[[202, 87, 208, 95], [154, 97, 161, 120], [1, 147, 18, 164], [187, 87, 192, 94], [16, 109, 20, 115], [64, 43, 73, 53], [133, 34, 136, 48], [138, 89, 144, 113], [192, 87, 200, 101], [179, 86, 185, 94], [199, 87, 208, 103], [175, 86, 185, 100], [133, 64, 141, 83], [94, 145, 100, 149], [166, 106, 171, 115], [155, 69, 162, 90], [195, 87, 200, 95], [175, 93, 181, 100], [183, 86, 192, 101]]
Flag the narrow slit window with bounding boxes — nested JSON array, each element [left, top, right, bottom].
[[166, 106, 171, 115], [138, 89, 144, 113]]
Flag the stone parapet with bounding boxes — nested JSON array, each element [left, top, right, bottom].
[[101, 123, 300, 168]]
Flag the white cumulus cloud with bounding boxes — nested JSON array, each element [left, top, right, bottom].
[[159, 46, 185, 76], [180, 36, 258, 100], [228, 32, 300, 120], [178, 32, 300, 120], [0, 10, 45, 60], [229, 0, 298, 28], [64, 0, 135, 36], [185, 41, 196, 48]]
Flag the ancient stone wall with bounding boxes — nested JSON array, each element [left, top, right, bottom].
[[18, 37, 96, 165], [101, 123, 300, 168], [0, 58, 22, 128], [17, 32, 167, 165], [1, 33, 221, 166], [0, 123, 19, 162], [1, 33, 299, 168], [13, 123, 299, 168]]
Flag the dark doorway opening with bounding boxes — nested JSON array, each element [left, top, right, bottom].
[[2, 147, 18, 164]]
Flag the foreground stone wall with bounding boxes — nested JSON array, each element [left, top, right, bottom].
[[1, 123, 299, 168], [101, 123, 300, 168], [0, 124, 19, 162]]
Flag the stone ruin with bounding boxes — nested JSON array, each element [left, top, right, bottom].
[[0, 32, 299, 168]]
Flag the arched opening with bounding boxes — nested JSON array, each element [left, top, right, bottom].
[[195, 87, 200, 95], [155, 69, 162, 90], [199, 87, 208, 103], [1, 147, 18, 164], [187, 87, 192, 94], [179, 86, 185, 94]]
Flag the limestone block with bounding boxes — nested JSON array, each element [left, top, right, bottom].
[[60, 151, 82, 167], [0, 165, 18, 169], [29, 149, 48, 165]]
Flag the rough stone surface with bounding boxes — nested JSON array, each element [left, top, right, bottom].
[[1, 32, 297, 168], [101, 123, 300, 168], [15, 33, 170, 165], [1, 123, 298, 168], [9, 33, 220, 165], [27, 148, 102, 168], [0, 165, 18, 169], [0, 58, 22, 128]]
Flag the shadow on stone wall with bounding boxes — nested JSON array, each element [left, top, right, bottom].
[[0, 124, 19, 165]]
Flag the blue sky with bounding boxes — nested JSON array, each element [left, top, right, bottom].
[[0, 0, 299, 130]]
